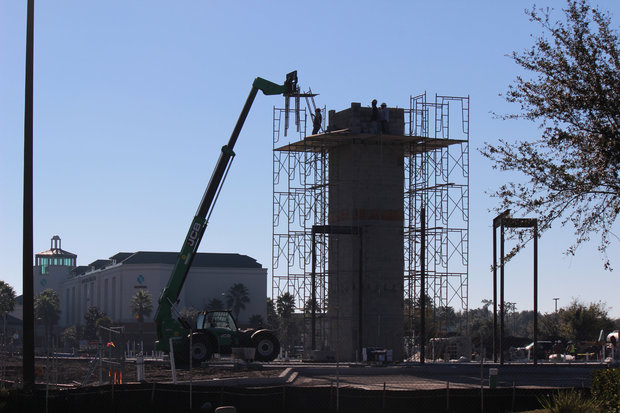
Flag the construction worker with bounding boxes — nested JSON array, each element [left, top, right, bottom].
[[370, 99, 379, 134], [380, 102, 389, 134], [312, 108, 322, 135]]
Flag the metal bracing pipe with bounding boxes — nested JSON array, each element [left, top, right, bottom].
[[533, 223, 539, 365], [420, 207, 426, 365], [500, 219, 505, 365]]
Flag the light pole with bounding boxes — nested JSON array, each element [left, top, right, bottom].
[[553, 298, 559, 313]]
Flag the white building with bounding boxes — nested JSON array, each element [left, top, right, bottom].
[[33, 236, 268, 348]]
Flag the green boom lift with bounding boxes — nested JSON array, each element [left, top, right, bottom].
[[154, 72, 299, 363]]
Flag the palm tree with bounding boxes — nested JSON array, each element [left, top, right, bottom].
[[34, 289, 61, 352], [276, 293, 296, 350], [206, 298, 225, 311], [249, 314, 264, 328], [266, 298, 279, 329], [130, 290, 153, 351], [276, 293, 295, 319], [225, 283, 250, 320]]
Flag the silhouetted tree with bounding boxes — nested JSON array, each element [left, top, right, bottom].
[[249, 314, 264, 329], [276, 293, 296, 350], [276, 293, 295, 319], [266, 297, 278, 329], [206, 298, 225, 311], [60, 325, 80, 349], [130, 289, 153, 349], [0, 281, 16, 345], [560, 299, 613, 342], [83, 307, 107, 340], [225, 283, 250, 320], [34, 289, 61, 350], [0, 281, 16, 317], [481, 0, 620, 268]]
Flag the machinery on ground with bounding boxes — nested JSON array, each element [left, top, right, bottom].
[[154, 72, 300, 363]]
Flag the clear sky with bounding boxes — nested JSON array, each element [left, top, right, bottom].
[[1, 1, 619, 318]]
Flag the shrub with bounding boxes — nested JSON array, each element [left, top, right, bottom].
[[537, 389, 603, 413], [591, 368, 620, 413]]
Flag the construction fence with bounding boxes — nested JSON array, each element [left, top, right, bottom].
[[0, 382, 573, 413]]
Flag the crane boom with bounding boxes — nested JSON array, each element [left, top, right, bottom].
[[154, 72, 298, 352]]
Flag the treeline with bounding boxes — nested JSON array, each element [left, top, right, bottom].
[[405, 298, 618, 355]]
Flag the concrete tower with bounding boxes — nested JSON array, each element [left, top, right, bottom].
[[273, 95, 470, 363], [326, 103, 405, 361]]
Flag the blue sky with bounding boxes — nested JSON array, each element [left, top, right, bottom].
[[1, 1, 619, 318]]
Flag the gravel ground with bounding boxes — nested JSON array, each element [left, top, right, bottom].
[[0, 356, 608, 390], [0, 356, 284, 387]]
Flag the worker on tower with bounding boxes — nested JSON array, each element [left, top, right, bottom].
[[370, 99, 379, 133], [380, 102, 389, 134], [312, 108, 322, 135]]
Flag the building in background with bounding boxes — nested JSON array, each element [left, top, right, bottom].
[[34, 235, 77, 296], [30, 236, 268, 349]]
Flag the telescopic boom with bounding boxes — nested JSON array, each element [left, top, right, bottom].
[[154, 72, 298, 352]]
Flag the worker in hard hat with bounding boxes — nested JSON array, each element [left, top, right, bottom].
[[370, 99, 379, 134], [312, 108, 322, 135], [380, 102, 389, 134]]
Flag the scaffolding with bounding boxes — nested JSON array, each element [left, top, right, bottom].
[[272, 93, 469, 349], [272, 102, 330, 348], [405, 93, 470, 337]]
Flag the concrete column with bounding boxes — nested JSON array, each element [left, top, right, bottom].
[[327, 139, 404, 361]]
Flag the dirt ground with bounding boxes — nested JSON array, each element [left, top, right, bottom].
[[0, 356, 284, 387]]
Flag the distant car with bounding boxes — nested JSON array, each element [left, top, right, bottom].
[[524, 341, 554, 359]]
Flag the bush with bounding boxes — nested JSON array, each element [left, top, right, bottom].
[[591, 368, 620, 413], [538, 389, 603, 413], [0, 388, 9, 411]]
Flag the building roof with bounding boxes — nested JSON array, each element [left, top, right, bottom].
[[70, 266, 92, 277], [36, 248, 77, 258], [110, 252, 133, 262], [88, 259, 114, 270], [36, 235, 77, 258], [111, 251, 263, 269], [68, 251, 263, 277]]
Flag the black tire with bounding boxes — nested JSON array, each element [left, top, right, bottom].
[[190, 334, 213, 364], [253, 332, 280, 362]]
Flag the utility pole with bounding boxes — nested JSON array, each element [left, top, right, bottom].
[[553, 298, 559, 313], [23, 0, 35, 390]]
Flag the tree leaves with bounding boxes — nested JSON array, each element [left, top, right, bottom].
[[225, 283, 250, 320], [0, 281, 16, 315], [130, 289, 154, 321], [482, 0, 620, 269]]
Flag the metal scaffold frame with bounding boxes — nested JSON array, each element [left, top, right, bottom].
[[272, 103, 330, 348], [272, 93, 469, 350], [405, 93, 470, 338]]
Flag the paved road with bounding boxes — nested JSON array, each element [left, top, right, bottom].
[[188, 362, 608, 390], [287, 363, 605, 390]]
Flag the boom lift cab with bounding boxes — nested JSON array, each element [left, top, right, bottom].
[[154, 71, 301, 363]]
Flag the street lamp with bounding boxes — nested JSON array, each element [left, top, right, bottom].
[[553, 298, 559, 313]]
